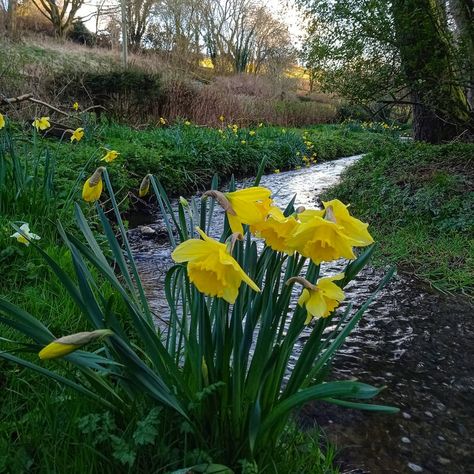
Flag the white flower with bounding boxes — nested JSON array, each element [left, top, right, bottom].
[[10, 223, 41, 246]]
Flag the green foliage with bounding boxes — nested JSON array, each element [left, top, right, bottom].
[[0, 166, 396, 471], [325, 142, 474, 295]]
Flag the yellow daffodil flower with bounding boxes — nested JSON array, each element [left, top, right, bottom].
[[219, 115, 225, 122], [139, 174, 151, 197], [70, 127, 84, 142], [159, 117, 166, 125], [258, 122, 263, 128], [82, 167, 105, 202], [287, 215, 360, 264], [251, 207, 299, 255], [73, 101, 79, 111], [249, 130, 256, 136], [38, 329, 113, 360], [184, 120, 191, 126], [241, 140, 246, 144], [322, 199, 374, 246], [0, 113, 5, 129], [101, 150, 119, 163], [172, 227, 260, 304], [209, 186, 272, 235], [291, 274, 345, 324], [32, 117, 51, 131], [274, 169, 280, 174], [10, 223, 41, 246]]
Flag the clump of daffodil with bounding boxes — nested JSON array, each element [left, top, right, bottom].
[[82, 167, 105, 202], [251, 207, 299, 255], [38, 329, 113, 360], [204, 187, 272, 235], [73, 101, 79, 111], [287, 210, 361, 264], [322, 199, 374, 246], [101, 149, 119, 163], [0, 113, 5, 129], [10, 223, 41, 246], [70, 127, 84, 142], [32, 117, 50, 131], [139, 174, 152, 197], [172, 227, 260, 304], [287, 274, 345, 324]]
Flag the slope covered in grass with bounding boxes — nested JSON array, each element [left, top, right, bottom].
[[325, 142, 474, 296]]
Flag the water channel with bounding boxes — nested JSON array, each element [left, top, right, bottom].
[[129, 156, 474, 474]]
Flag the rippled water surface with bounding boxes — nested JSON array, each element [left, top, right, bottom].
[[129, 156, 474, 474]]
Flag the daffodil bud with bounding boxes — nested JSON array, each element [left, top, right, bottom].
[[201, 356, 209, 386], [89, 167, 106, 187], [179, 196, 189, 207], [139, 174, 151, 197], [39, 329, 113, 360]]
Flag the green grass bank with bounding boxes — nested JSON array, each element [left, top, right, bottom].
[[325, 141, 473, 297]]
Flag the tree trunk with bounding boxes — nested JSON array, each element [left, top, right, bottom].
[[449, 0, 474, 108], [392, 0, 473, 143], [6, 0, 17, 38]]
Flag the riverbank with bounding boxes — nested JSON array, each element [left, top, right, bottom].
[[325, 141, 474, 297]]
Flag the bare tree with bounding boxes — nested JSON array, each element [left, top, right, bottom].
[[126, 0, 156, 51], [31, 0, 85, 37]]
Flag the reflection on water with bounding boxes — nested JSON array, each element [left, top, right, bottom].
[[129, 156, 474, 474]]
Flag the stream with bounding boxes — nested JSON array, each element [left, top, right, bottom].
[[129, 156, 474, 474]]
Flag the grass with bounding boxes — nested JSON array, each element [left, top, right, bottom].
[[324, 141, 474, 296], [1, 121, 395, 473]]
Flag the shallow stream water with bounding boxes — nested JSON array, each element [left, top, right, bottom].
[[129, 157, 474, 474]]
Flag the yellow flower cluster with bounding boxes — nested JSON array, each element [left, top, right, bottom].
[[0, 113, 5, 130], [172, 186, 374, 318]]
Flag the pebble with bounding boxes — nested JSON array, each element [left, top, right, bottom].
[[401, 437, 411, 444], [408, 463, 423, 472], [437, 457, 451, 465], [438, 435, 446, 441], [402, 412, 412, 419], [424, 411, 433, 418], [140, 226, 156, 235]]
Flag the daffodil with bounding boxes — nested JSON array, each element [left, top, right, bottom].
[[139, 174, 151, 197], [159, 117, 166, 125], [249, 130, 256, 136], [251, 207, 299, 254], [288, 274, 345, 324], [184, 120, 191, 126], [172, 227, 260, 304], [322, 199, 374, 246], [101, 150, 119, 163], [0, 113, 5, 129], [205, 187, 272, 235], [274, 169, 280, 174], [82, 167, 105, 202], [219, 115, 225, 122], [32, 117, 50, 131], [258, 122, 263, 128], [241, 140, 246, 144], [38, 329, 113, 360], [73, 101, 79, 111], [10, 223, 41, 246], [70, 127, 84, 142], [287, 215, 361, 264]]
